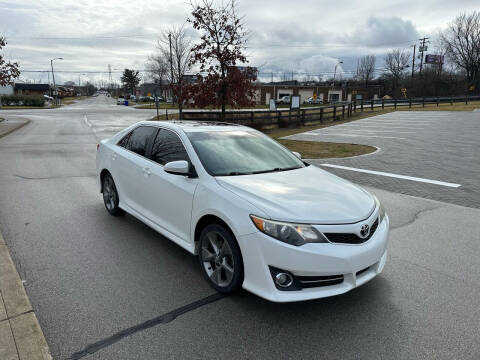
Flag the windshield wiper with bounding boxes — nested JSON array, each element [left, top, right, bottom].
[[225, 171, 253, 176], [251, 166, 302, 174]]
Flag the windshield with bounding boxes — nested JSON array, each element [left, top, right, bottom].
[[187, 130, 305, 176]]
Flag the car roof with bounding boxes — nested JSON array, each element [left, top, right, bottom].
[[137, 120, 251, 133]]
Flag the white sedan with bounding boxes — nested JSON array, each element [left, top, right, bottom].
[[96, 121, 389, 302]]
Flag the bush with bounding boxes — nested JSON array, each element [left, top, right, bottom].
[[0, 94, 45, 107]]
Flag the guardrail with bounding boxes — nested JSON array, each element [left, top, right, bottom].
[[181, 95, 480, 130]]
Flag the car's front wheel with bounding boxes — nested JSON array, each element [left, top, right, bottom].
[[199, 224, 243, 294], [102, 172, 124, 216]]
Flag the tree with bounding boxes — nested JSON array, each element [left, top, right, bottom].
[[121, 69, 141, 95], [188, 0, 256, 120], [384, 49, 410, 92], [357, 55, 376, 85], [440, 11, 480, 92], [0, 37, 20, 86]]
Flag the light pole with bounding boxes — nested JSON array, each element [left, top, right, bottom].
[[331, 60, 343, 102], [50, 57, 63, 105]]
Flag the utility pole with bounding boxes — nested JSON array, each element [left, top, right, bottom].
[[411, 45, 416, 80], [418, 37, 429, 75], [50, 57, 63, 105]]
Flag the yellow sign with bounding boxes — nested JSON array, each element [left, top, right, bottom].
[[401, 88, 407, 98], [469, 85, 475, 91], [313, 93, 317, 100], [147, 92, 152, 97]]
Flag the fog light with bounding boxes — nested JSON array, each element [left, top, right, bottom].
[[275, 272, 293, 287]]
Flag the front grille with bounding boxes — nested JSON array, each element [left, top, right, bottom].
[[296, 274, 344, 288], [324, 218, 379, 244]]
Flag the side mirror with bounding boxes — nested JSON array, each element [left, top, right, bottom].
[[292, 151, 302, 159], [164, 160, 191, 176]]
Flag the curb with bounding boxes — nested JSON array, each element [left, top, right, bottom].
[[0, 230, 52, 360], [0, 119, 31, 139]]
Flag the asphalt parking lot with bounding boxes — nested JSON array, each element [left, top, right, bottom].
[[1, 97, 479, 359], [286, 111, 480, 208]]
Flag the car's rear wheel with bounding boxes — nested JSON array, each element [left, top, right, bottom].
[[199, 224, 243, 294], [102, 173, 124, 216]]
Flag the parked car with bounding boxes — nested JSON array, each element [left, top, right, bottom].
[[43, 94, 54, 101], [96, 121, 389, 302], [275, 95, 290, 105], [305, 96, 323, 104], [116, 97, 125, 105]]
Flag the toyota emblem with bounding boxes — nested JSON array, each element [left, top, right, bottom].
[[360, 224, 370, 238]]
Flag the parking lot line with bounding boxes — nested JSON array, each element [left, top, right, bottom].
[[320, 164, 461, 188], [316, 133, 408, 140]]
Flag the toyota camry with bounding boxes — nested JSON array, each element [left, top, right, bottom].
[[96, 121, 389, 302]]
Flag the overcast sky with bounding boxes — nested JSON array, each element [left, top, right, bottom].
[[1, 0, 478, 85]]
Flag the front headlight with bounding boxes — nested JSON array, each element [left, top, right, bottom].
[[373, 195, 386, 223], [250, 215, 329, 246]]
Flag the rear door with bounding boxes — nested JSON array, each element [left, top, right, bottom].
[[112, 125, 158, 214], [145, 128, 199, 243]]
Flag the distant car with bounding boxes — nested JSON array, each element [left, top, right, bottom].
[[130, 95, 136, 102], [305, 97, 323, 104], [116, 97, 125, 105], [275, 96, 290, 105], [43, 95, 54, 101]]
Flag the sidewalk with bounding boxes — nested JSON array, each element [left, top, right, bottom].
[[0, 231, 51, 360]]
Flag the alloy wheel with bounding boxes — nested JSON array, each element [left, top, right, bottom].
[[201, 231, 235, 288]]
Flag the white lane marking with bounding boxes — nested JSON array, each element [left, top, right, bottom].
[[312, 133, 407, 140], [84, 114, 92, 128], [320, 129, 414, 134], [320, 164, 461, 188]]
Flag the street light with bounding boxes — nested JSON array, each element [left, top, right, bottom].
[[332, 60, 343, 90], [50, 57, 63, 105]]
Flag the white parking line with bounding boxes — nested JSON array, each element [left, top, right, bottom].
[[321, 164, 461, 188], [321, 129, 414, 134], [314, 133, 407, 140]]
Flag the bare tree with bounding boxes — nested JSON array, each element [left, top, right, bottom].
[[384, 49, 410, 90], [440, 11, 480, 91], [155, 25, 192, 118], [357, 55, 376, 84], [146, 53, 169, 99]]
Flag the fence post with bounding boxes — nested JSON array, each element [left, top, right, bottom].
[[301, 109, 305, 125], [409, 98, 412, 108], [436, 97, 439, 107], [466, 95, 468, 104], [360, 99, 364, 112], [382, 98, 384, 110], [422, 98, 425, 107], [277, 110, 281, 127], [394, 98, 397, 109], [450, 96, 453, 105], [370, 100, 374, 111], [320, 107, 324, 123], [353, 100, 357, 113], [333, 105, 337, 121], [342, 105, 345, 119], [251, 111, 255, 126]]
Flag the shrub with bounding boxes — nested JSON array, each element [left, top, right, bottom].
[[0, 94, 45, 107]]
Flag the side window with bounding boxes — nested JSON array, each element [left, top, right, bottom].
[[117, 131, 131, 148], [125, 126, 157, 156], [150, 129, 189, 165]]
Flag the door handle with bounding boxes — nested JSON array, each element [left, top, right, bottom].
[[143, 167, 151, 176]]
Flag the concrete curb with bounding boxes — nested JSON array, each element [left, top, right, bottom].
[[0, 230, 52, 360], [0, 119, 31, 139]]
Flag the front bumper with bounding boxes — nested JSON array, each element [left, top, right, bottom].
[[238, 214, 389, 302]]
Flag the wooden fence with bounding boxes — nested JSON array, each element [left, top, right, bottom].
[[180, 95, 480, 131]]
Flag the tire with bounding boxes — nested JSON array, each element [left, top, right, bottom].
[[102, 172, 124, 216], [198, 224, 244, 294]]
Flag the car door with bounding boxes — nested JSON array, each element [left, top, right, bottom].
[[145, 128, 199, 243], [112, 125, 158, 215]]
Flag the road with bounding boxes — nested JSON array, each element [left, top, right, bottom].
[[0, 96, 479, 359]]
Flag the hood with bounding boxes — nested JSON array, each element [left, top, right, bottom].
[[216, 165, 375, 224]]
